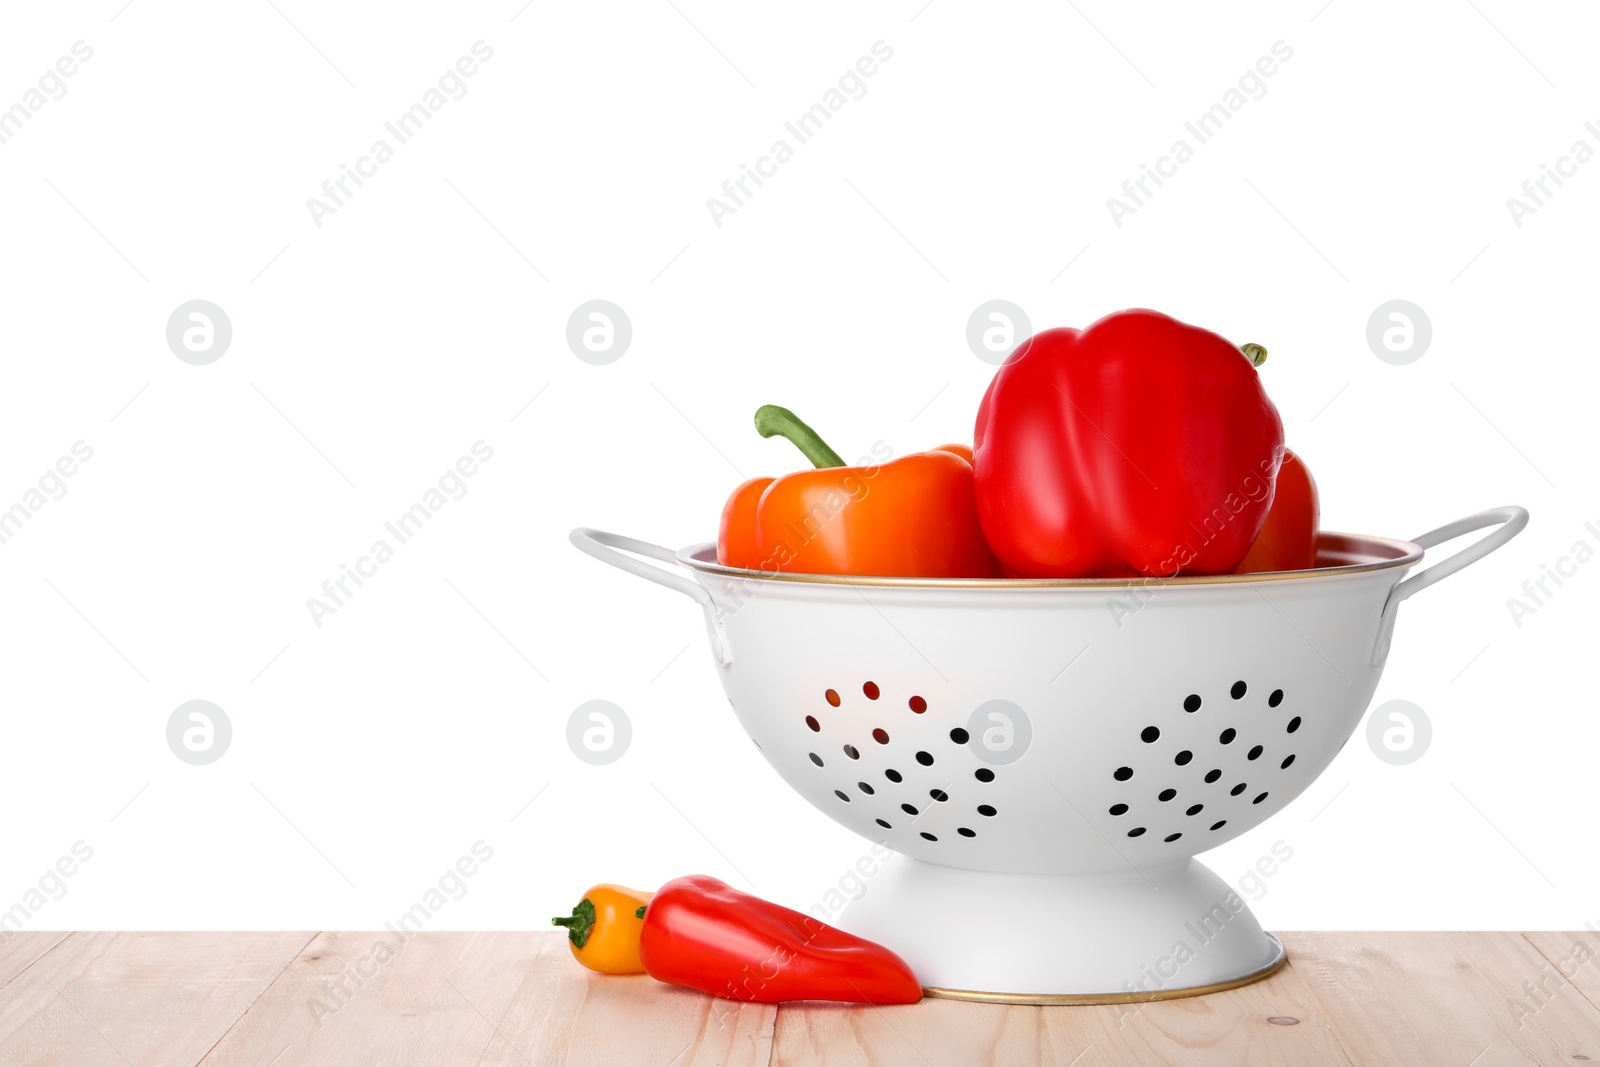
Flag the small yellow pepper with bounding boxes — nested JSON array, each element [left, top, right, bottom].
[[551, 883, 653, 974]]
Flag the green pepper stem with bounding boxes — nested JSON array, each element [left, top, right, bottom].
[[551, 898, 596, 948], [1240, 343, 1268, 367], [754, 405, 846, 469]]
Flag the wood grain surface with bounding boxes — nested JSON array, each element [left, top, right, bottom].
[[2, 931, 1597, 1065]]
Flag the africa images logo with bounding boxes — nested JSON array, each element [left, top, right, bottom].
[[304, 42, 495, 229], [1105, 40, 1294, 228], [705, 41, 894, 228]]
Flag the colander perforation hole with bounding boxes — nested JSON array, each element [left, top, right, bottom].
[[976, 768, 995, 783], [915, 751, 934, 766], [949, 728, 969, 744], [1082, 676, 1306, 842], [957, 827, 976, 838], [809, 753, 823, 767], [909, 695, 927, 713], [805, 716, 820, 732], [875, 818, 891, 829], [978, 804, 997, 817], [859, 781, 875, 795], [825, 689, 841, 707], [901, 803, 918, 815], [843, 744, 860, 760], [929, 789, 948, 802], [863, 681, 880, 700], [873, 728, 890, 745], [885, 768, 902, 783], [834, 790, 850, 802], [920, 832, 937, 841]]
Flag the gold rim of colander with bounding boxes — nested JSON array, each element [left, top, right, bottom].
[[677, 533, 1423, 589], [919, 933, 1288, 1005]]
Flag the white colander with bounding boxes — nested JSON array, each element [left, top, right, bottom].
[[572, 506, 1525, 1002]]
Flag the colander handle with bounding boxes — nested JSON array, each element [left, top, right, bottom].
[[569, 528, 717, 611], [1371, 505, 1529, 663], [569, 528, 733, 665]]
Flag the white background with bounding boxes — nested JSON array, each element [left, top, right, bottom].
[[0, 0, 1593, 934]]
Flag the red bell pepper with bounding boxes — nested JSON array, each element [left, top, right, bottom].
[[637, 875, 921, 1004], [972, 310, 1285, 578], [1234, 448, 1319, 572]]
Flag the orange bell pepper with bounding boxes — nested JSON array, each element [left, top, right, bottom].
[[717, 406, 997, 578]]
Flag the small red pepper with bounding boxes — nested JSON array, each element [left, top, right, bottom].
[[973, 310, 1286, 578], [637, 875, 921, 1004]]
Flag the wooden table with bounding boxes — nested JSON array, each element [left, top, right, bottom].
[[1, 931, 1597, 1065]]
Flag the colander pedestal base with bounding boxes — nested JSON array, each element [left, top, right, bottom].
[[836, 854, 1286, 1004]]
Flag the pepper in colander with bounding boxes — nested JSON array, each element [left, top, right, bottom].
[[973, 309, 1286, 578], [717, 404, 997, 578], [1235, 448, 1320, 573]]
